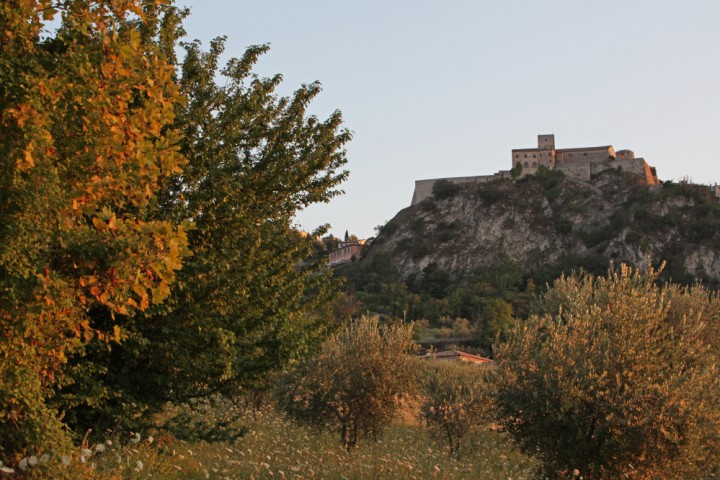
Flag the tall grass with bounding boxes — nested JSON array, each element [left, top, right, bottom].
[[57, 406, 537, 479]]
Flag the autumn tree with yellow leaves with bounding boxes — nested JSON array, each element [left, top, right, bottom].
[[0, 0, 190, 460], [1, 0, 350, 465]]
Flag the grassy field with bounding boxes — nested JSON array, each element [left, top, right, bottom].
[[58, 406, 538, 479]]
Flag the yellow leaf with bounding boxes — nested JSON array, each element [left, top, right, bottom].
[[113, 325, 123, 342]]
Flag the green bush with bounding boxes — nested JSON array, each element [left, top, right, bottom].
[[494, 265, 720, 479], [432, 180, 462, 199], [554, 218, 573, 234], [578, 226, 614, 248], [420, 362, 494, 458], [477, 185, 502, 206], [276, 316, 417, 452], [435, 221, 459, 243]]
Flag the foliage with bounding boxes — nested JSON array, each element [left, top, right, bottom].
[[494, 264, 720, 479], [434, 220, 459, 243], [419, 362, 495, 458], [533, 165, 565, 201], [160, 396, 248, 443], [554, 217, 573, 234], [0, 0, 189, 462], [277, 316, 417, 451], [481, 298, 514, 349], [418, 263, 452, 299], [54, 12, 351, 435], [476, 184, 503, 206], [432, 179, 461, 199], [510, 161, 523, 179], [342, 256, 531, 355]]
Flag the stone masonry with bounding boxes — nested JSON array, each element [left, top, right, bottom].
[[411, 134, 659, 205]]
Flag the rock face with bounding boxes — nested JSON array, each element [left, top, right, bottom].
[[364, 170, 720, 285]]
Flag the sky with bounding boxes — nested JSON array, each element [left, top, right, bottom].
[[178, 0, 720, 239]]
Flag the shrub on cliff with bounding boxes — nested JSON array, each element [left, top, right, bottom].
[[432, 179, 462, 199], [494, 264, 720, 479]]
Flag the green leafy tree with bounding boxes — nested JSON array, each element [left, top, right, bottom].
[[277, 316, 417, 452], [510, 161, 523, 179], [420, 362, 494, 458], [0, 0, 189, 462], [57, 19, 352, 433], [481, 298, 515, 350], [494, 265, 720, 479]]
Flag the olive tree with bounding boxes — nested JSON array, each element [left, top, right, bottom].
[[420, 362, 494, 458], [494, 264, 720, 479], [277, 316, 417, 452]]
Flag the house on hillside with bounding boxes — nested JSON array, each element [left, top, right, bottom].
[[326, 240, 365, 267], [420, 350, 495, 367]]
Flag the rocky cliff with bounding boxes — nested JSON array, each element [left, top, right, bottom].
[[364, 169, 720, 286]]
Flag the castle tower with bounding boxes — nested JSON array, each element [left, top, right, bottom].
[[538, 134, 555, 150]]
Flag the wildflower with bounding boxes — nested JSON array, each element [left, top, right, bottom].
[[136, 460, 144, 471], [106, 439, 113, 446], [39, 454, 50, 464], [18, 458, 27, 470], [81, 448, 92, 458], [94, 444, 106, 453], [0, 466, 15, 475], [573, 469, 581, 477], [61, 455, 71, 465], [28, 456, 38, 467], [147, 436, 154, 444], [130, 432, 141, 444]]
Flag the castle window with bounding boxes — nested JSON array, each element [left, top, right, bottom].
[[532, 162, 537, 167], [524, 162, 529, 168], [583, 153, 588, 156], [533, 154, 536, 158], [524, 154, 527, 158]]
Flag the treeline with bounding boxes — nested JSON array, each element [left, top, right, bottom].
[[338, 250, 631, 355]]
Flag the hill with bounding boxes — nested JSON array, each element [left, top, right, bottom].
[[363, 168, 720, 287]]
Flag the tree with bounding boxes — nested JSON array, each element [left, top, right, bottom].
[[510, 161, 523, 179], [420, 362, 494, 458], [494, 265, 720, 479], [481, 298, 514, 350], [0, 0, 189, 461], [55, 13, 352, 433], [277, 316, 417, 452]]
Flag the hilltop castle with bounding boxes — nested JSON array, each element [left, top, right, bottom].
[[411, 134, 659, 205]]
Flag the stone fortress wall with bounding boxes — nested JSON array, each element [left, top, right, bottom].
[[411, 172, 512, 205], [411, 134, 659, 205]]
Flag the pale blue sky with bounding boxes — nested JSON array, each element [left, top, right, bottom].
[[179, 0, 720, 239]]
